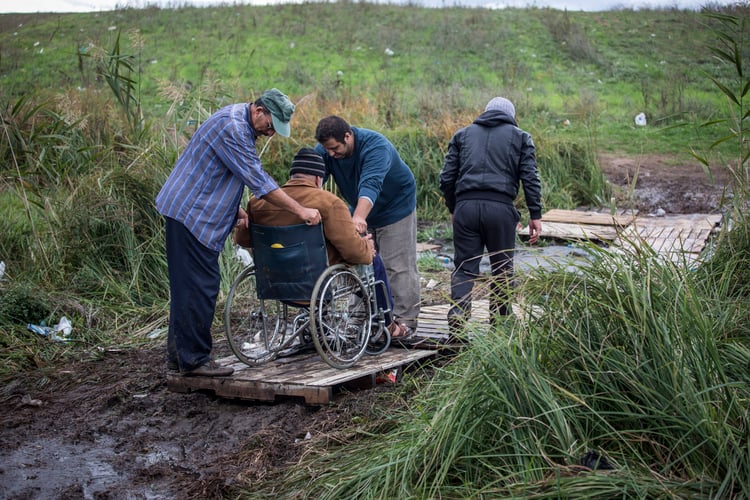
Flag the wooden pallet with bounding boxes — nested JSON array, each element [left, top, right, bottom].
[[519, 208, 638, 242], [614, 213, 722, 263], [519, 209, 721, 264], [167, 348, 435, 405], [415, 299, 493, 341]]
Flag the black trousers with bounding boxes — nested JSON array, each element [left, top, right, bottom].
[[165, 217, 221, 371], [449, 199, 519, 321]]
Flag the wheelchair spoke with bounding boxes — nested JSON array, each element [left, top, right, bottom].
[[224, 267, 292, 365]]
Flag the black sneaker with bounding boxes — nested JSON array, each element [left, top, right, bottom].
[[182, 360, 234, 377]]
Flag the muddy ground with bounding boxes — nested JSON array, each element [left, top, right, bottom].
[[0, 155, 732, 499]]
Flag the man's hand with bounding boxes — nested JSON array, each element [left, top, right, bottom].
[[352, 215, 367, 234], [528, 219, 542, 245], [236, 207, 249, 228], [362, 232, 376, 259], [301, 207, 321, 225]]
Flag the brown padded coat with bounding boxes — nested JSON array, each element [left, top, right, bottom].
[[234, 178, 372, 265]]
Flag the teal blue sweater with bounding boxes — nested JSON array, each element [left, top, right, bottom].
[[316, 127, 416, 228]]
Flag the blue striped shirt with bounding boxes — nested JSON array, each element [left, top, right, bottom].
[[156, 103, 279, 252]]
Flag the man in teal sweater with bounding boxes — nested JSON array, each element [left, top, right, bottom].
[[315, 116, 420, 335]]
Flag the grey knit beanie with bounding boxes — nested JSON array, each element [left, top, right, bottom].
[[485, 97, 516, 118]]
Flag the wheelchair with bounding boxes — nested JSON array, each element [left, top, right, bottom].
[[224, 223, 392, 369]]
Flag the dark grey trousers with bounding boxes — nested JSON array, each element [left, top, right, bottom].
[[449, 199, 520, 322]]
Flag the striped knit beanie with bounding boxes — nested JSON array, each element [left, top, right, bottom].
[[290, 147, 326, 177]]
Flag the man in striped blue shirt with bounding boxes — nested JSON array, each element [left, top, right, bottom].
[[156, 88, 321, 377]]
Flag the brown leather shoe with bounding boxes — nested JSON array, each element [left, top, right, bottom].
[[182, 360, 234, 377]]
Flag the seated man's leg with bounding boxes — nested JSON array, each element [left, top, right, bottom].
[[372, 254, 394, 326]]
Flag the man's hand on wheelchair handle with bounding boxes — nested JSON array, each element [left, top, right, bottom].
[[362, 233, 376, 258], [301, 207, 321, 225], [352, 215, 368, 234], [236, 207, 249, 228]]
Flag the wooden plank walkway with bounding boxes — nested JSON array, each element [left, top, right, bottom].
[[614, 213, 722, 264], [414, 299, 492, 341], [542, 208, 636, 227], [520, 209, 721, 263], [167, 348, 436, 405]]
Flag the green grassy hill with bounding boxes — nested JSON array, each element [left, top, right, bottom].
[[0, 3, 744, 156]]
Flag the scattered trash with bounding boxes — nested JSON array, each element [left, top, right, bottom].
[[426, 279, 438, 290], [294, 431, 313, 443], [634, 112, 647, 126], [580, 450, 615, 470], [384, 48, 394, 56], [648, 207, 666, 217], [562, 119, 571, 126], [236, 246, 253, 267], [54, 316, 72, 337], [20, 394, 43, 407], [437, 254, 453, 268], [0, 260, 5, 280], [28, 316, 73, 342], [147, 327, 167, 339], [376, 369, 398, 384]]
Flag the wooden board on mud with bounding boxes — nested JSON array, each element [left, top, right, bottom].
[[518, 209, 721, 263], [167, 348, 436, 405], [614, 213, 722, 263], [518, 208, 637, 242], [415, 299, 492, 340], [541, 208, 637, 227]]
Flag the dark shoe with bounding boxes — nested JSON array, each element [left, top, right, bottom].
[[446, 332, 469, 345], [167, 360, 179, 371], [447, 314, 467, 336], [182, 360, 234, 377]]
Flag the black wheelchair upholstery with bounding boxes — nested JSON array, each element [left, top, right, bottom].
[[251, 223, 328, 303]]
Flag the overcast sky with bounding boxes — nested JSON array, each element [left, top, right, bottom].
[[0, 0, 725, 14]]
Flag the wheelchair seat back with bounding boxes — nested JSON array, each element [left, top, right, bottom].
[[250, 223, 328, 302]]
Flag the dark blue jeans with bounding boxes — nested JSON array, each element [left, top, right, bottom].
[[165, 217, 221, 371], [449, 200, 519, 321], [372, 254, 395, 326]]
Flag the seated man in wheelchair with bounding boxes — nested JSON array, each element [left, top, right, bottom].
[[234, 147, 411, 341]]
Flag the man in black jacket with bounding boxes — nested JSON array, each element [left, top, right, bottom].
[[439, 97, 542, 336]]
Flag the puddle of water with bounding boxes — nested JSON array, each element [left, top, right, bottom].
[[423, 243, 593, 274], [0, 436, 125, 499], [0, 436, 177, 499]]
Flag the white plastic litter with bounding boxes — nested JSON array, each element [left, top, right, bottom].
[[54, 316, 72, 337], [634, 112, 647, 126], [147, 327, 167, 339], [236, 246, 253, 267], [27, 319, 72, 343], [0, 261, 5, 280]]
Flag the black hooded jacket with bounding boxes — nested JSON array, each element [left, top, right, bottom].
[[439, 109, 542, 220]]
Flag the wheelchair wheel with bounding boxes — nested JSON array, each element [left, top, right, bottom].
[[224, 266, 287, 365], [310, 264, 371, 369], [365, 322, 391, 356]]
